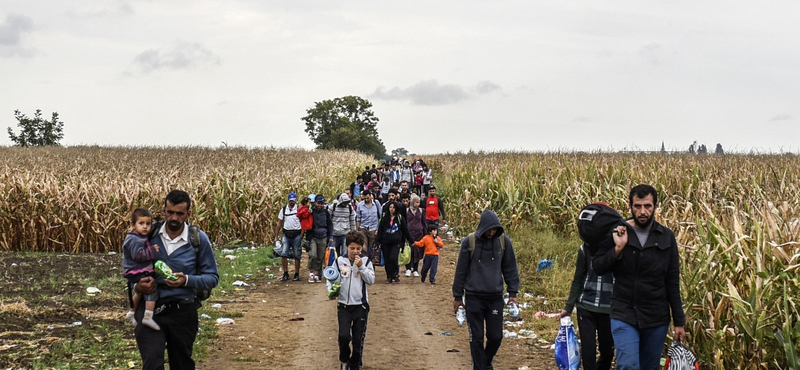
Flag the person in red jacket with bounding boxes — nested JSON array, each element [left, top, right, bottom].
[[421, 185, 446, 229], [297, 195, 314, 251], [414, 224, 444, 284]]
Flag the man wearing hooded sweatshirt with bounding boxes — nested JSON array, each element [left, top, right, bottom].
[[331, 193, 357, 256], [452, 210, 520, 370]]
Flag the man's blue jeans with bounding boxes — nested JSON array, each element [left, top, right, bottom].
[[610, 319, 668, 370], [332, 234, 347, 257]]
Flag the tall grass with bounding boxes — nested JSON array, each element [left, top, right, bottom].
[[0, 146, 371, 252], [427, 151, 799, 369]]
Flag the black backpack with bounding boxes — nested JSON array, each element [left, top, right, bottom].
[[577, 203, 624, 253], [147, 221, 213, 302]]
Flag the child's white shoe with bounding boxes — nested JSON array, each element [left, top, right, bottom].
[[413, 271, 420, 277], [142, 310, 160, 331], [405, 269, 412, 277], [141, 317, 161, 331], [125, 311, 137, 326]]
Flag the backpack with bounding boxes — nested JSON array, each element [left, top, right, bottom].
[[577, 202, 624, 254], [146, 221, 213, 302], [467, 232, 506, 260]]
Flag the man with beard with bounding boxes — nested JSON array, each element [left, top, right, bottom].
[[593, 184, 686, 370], [133, 190, 219, 370]]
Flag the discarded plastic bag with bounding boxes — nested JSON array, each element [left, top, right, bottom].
[[216, 318, 235, 325]]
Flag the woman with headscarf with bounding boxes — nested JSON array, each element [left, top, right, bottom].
[[403, 194, 427, 277]]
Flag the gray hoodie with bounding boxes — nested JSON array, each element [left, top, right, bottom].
[[327, 255, 375, 305], [331, 193, 356, 236], [452, 210, 520, 301]]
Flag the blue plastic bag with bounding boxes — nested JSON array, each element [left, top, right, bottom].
[[554, 316, 580, 370]]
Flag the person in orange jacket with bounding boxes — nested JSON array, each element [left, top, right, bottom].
[[414, 224, 445, 284]]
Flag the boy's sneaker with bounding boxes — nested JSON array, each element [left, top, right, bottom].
[[314, 275, 321, 283], [413, 271, 420, 277], [292, 273, 301, 281], [340, 362, 349, 370], [308, 273, 315, 283], [404, 269, 411, 277], [279, 272, 290, 281]]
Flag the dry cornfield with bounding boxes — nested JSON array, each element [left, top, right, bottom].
[[0, 146, 372, 253], [1, 147, 798, 368], [427, 151, 800, 369]]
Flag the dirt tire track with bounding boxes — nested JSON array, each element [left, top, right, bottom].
[[199, 245, 555, 370]]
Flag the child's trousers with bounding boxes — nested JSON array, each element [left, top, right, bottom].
[[337, 303, 370, 370], [420, 255, 439, 283]]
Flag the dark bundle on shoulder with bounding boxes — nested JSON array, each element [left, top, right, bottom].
[[577, 202, 624, 254]]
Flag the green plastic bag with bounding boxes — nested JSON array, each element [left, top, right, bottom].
[[398, 245, 411, 266]]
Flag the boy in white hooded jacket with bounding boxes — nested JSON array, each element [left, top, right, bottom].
[[327, 230, 375, 370]]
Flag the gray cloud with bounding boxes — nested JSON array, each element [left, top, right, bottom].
[[370, 79, 501, 106], [639, 43, 662, 65], [131, 42, 221, 73], [0, 14, 34, 57], [768, 114, 793, 122], [69, 3, 134, 18], [475, 81, 501, 95]]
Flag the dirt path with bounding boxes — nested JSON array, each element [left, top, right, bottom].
[[199, 245, 555, 370]]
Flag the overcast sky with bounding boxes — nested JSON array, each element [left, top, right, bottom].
[[1, 1, 798, 153]]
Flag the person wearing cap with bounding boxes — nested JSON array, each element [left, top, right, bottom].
[[331, 192, 357, 256], [307, 195, 333, 283], [355, 190, 382, 250], [420, 185, 446, 230], [275, 192, 303, 281]]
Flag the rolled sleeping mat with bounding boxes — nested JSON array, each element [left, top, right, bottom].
[[323, 266, 339, 281]]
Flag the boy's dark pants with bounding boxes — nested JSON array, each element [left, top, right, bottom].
[[338, 303, 370, 370], [465, 295, 504, 370], [577, 307, 614, 370], [420, 255, 439, 283]]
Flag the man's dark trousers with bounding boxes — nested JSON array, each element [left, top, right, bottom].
[[465, 295, 504, 370], [135, 300, 198, 370]]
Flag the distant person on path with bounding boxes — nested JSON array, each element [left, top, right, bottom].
[[275, 192, 303, 282], [122, 208, 161, 331], [329, 230, 375, 370], [350, 176, 364, 200], [593, 184, 686, 370], [561, 243, 615, 370], [390, 163, 401, 183], [307, 195, 333, 283], [403, 194, 426, 277], [133, 190, 219, 370], [375, 201, 413, 284], [400, 160, 413, 183], [452, 210, 520, 370], [331, 192, 357, 256], [421, 165, 433, 196], [421, 185, 446, 229], [355, 190, 381, 250], [415, 224, 444, 284]]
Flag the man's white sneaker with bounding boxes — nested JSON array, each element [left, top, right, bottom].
[[413, 271, 420, 277], [405, 269, 412, 277]]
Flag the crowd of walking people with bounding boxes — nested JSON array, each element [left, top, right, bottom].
[[273, 156, 446, 284]]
